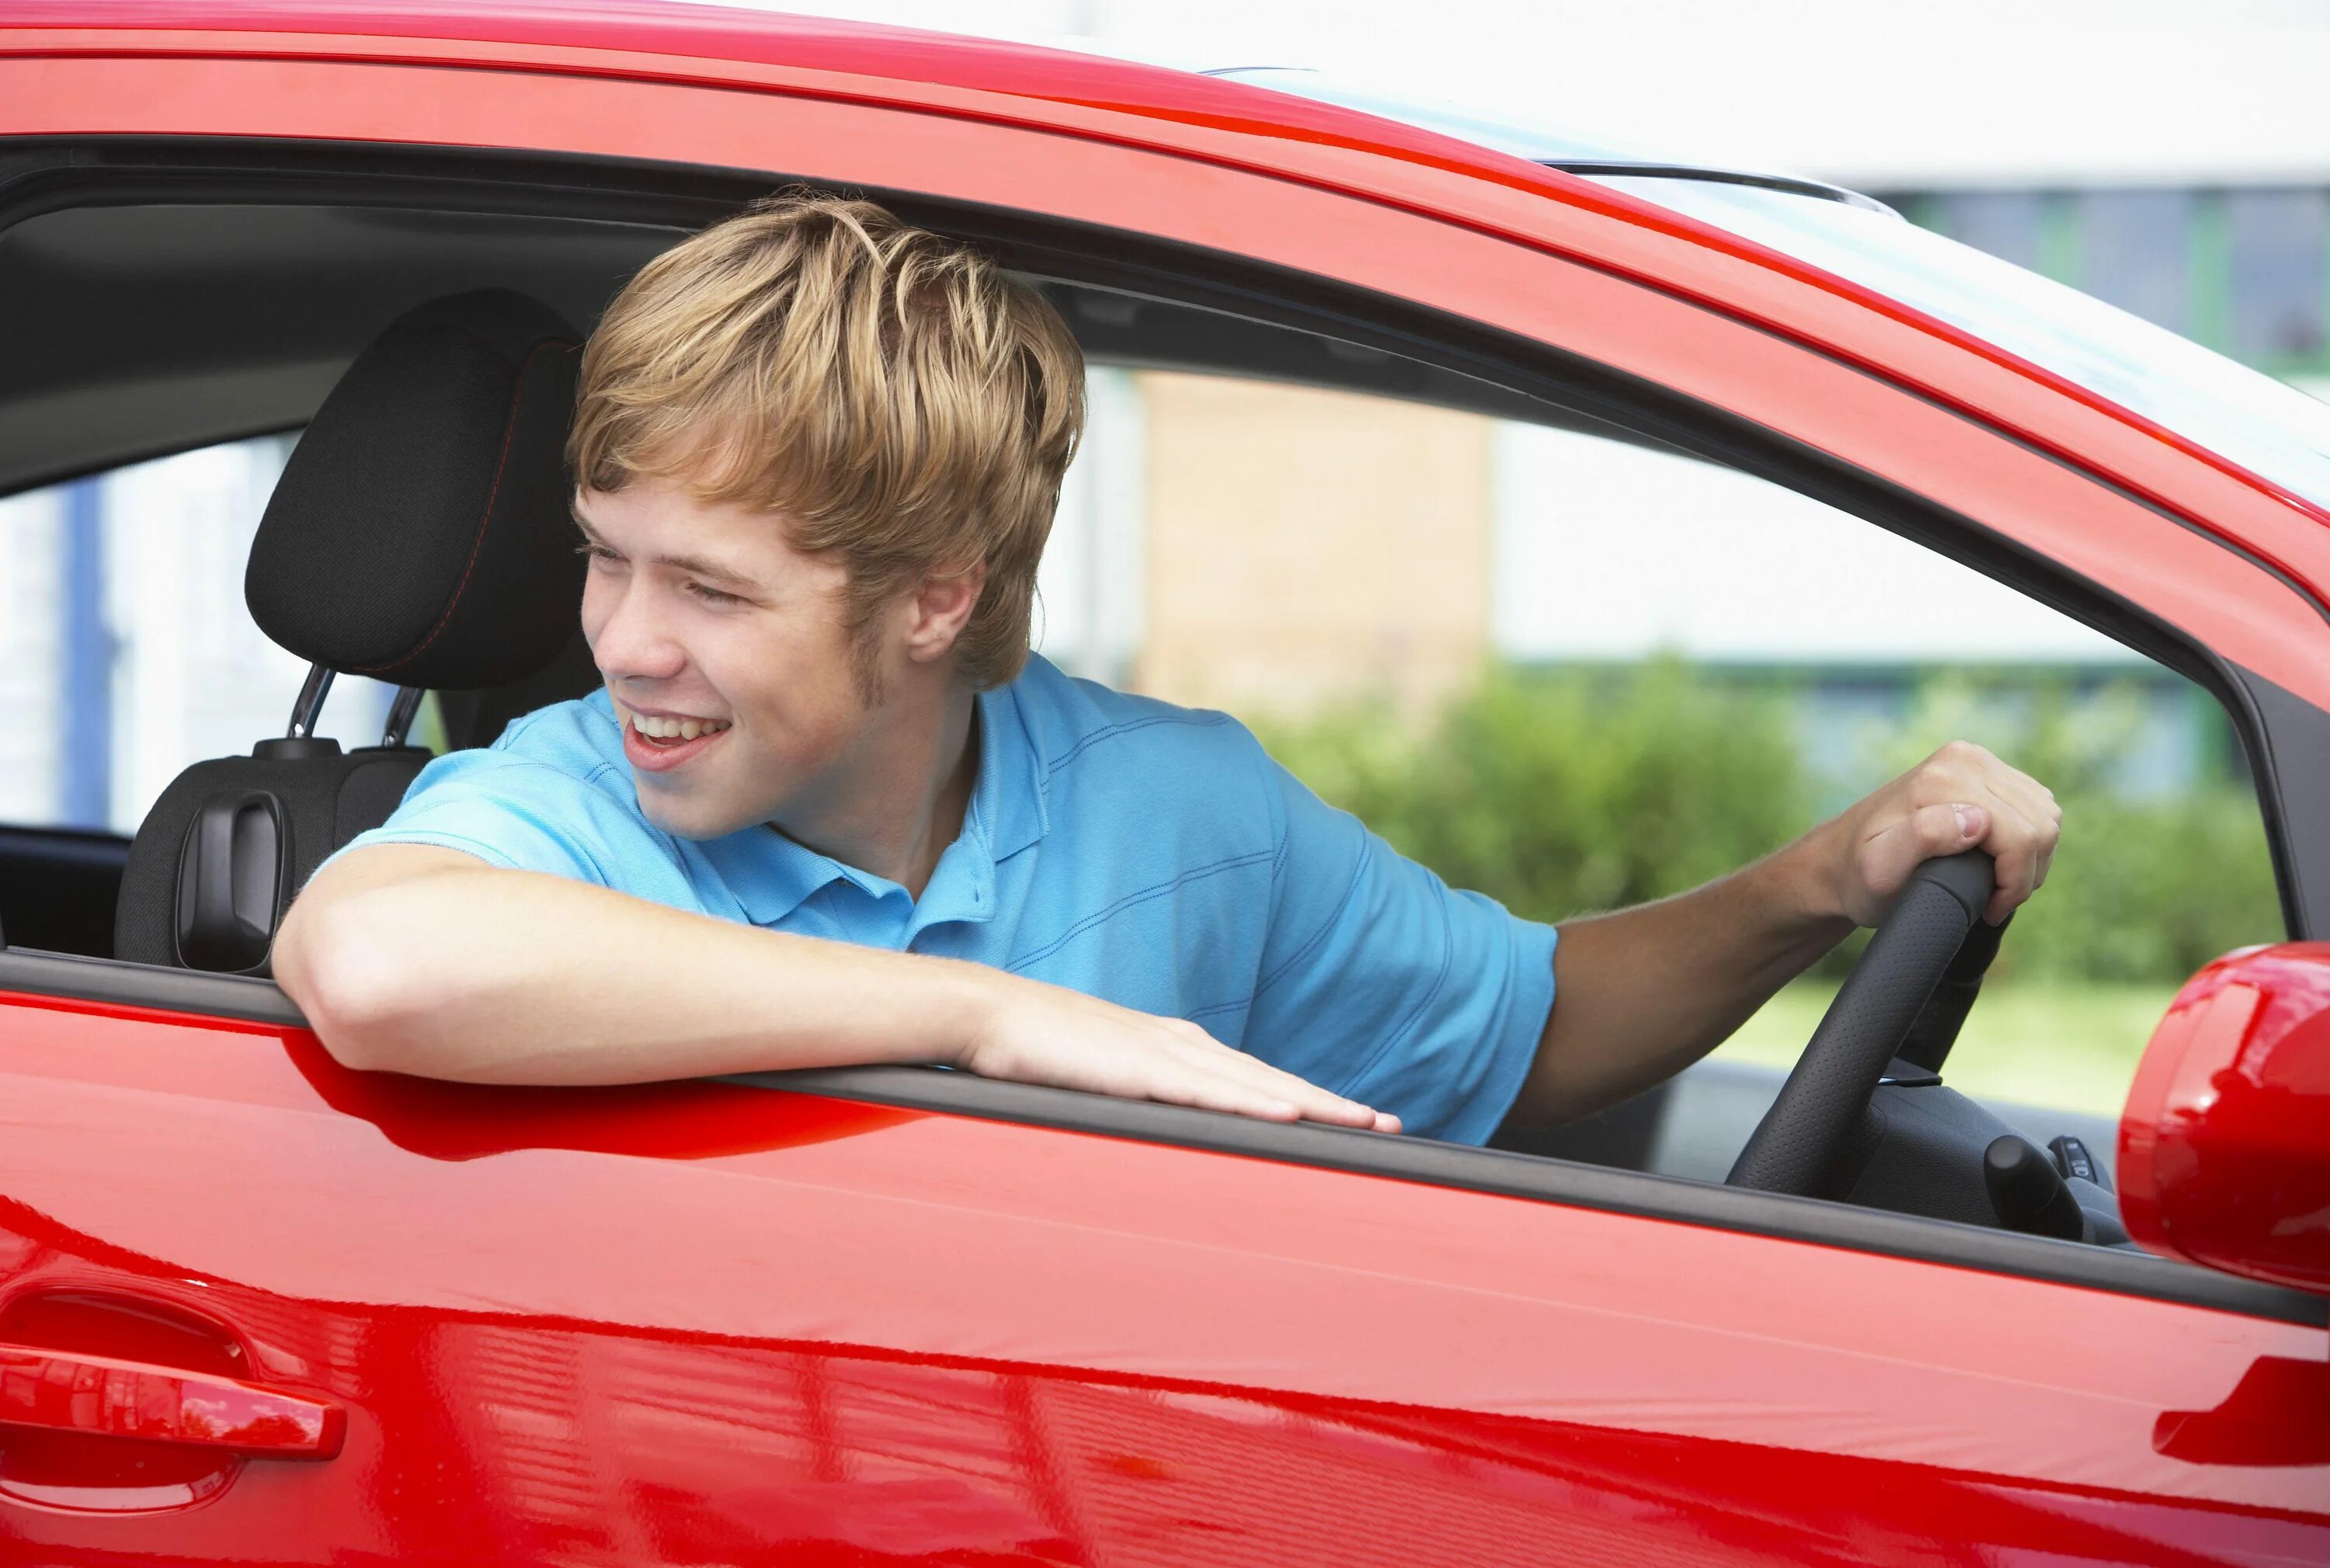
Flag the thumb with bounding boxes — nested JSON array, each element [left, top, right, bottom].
[[1863, 801, 1988, 899]]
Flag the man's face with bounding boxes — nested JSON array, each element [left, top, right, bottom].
[[576, 479, 877, 840]]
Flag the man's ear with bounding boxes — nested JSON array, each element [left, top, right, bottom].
[[901, 563, 986, 665]]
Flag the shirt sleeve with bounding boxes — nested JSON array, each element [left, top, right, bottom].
[[322, 747, 636, 886], [1242, 749, 1558, 1146]]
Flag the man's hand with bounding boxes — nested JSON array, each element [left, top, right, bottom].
[[1810, 740, 2062, 928], [962, 975, 1402, 1134], [1509, 740, 2062, 1130]]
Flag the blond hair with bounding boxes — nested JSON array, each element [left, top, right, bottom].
[[569, 191, 1085, 691]]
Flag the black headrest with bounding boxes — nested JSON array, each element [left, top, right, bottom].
[[245, 290, 586, 690]]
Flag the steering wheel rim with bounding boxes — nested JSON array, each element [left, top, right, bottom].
[[1725, 851, 1997, 1194]]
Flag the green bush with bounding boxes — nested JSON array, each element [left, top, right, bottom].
[[1850, 671, 2280, 984], [1252, 659, 2281, 985]]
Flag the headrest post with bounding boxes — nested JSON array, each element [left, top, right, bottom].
[[286, 663, 335, 740], [382, 686, 426, 749]]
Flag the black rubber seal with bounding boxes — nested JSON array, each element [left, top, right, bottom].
[[1, 949, 2315, 1327]]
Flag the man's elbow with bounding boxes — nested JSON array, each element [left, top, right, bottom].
[[274, 892, 437, 1076]]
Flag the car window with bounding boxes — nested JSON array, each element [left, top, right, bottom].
[[1229, 68, 2330, 516], [1038, 366, 2282, 1129], [0, 433, 410, 834]]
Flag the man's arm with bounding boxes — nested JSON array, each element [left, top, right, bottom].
[[1510, 741, 2061, 1126], [276, 844, 1400, 1131]]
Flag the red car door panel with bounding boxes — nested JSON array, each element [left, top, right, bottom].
[[2, 989, 2322, 1563]]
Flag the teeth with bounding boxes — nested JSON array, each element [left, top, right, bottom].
[[618, 702, 730, 742]]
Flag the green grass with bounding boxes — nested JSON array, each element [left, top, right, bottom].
[[1715, 981, 2182, 1119]]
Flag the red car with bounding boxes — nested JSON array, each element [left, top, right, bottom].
[[1, 4, 2326, 1563]]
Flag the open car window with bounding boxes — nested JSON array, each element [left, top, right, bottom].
[[1038, 363, 2282, 1177], [0, 165, 2312, 1326]]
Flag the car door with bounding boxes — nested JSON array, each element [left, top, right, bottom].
[[2, 23, 2327, 1565], [4, 979, 2326, 1564]]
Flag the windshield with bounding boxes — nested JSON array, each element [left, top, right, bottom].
[[1219, 68, 2330, 514]]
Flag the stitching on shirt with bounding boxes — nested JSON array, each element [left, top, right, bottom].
[[577, 760, 629, 794], [1254, 836, 1368, 996], [1187, 996, 1251, 1022], [1006, 847, 1275, 972], [1045, 710, 1232, 774], [1332, 887, 1456, 1097]]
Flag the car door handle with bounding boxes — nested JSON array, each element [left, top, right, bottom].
[[0, 1344, 344, 1459]]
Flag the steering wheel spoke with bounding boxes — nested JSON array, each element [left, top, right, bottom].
[[1726, 851, 1995, 1195]]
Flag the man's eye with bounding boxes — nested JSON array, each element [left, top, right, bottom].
[[576, 542, 620, 566], [687, 582, 743, 607]]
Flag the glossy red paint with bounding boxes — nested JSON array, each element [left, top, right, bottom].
[[0, 9, 2325, 1562], [0, 988, 2324, 1563], [2123, 944, 2330, 1299], [0, 1346, 343, 1454]]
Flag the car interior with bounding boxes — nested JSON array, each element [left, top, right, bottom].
[[0, 137, 2291, 1308]]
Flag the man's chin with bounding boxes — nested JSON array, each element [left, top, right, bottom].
[[631, 781, 759, 843]]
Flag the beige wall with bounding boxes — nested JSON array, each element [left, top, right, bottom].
[[1132, 371, 1494, 723]]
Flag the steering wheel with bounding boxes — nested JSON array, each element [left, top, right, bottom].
[[1726, 851, 1997, 1194]]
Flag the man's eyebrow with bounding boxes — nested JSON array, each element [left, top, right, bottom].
[[653, 550, 766, 593], [570, 510, 767, 593]]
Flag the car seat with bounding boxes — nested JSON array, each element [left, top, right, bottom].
[[113, 290, 587, 974]]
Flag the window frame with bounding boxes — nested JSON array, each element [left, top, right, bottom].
[[0, 136, 2325, 1330]]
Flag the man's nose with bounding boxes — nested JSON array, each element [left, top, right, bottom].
[[587, 579, 688, 684]]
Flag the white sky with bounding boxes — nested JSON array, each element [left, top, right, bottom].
[[688, 0, 2330, 184]]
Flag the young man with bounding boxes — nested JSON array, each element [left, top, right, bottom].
[[275, 194, 2061, 1142]]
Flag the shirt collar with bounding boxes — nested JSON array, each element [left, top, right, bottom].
[[688, 676, 1051, 929]]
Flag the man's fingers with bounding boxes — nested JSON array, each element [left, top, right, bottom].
[[1864, 801, 1988, 903], [965, 986, 1400, 1135], [1842, 742, 2064, 928], [2005, 777, 2062, 895], [1170, 1029, 1391, 1131], [1973, 770, 2057, 922], [1178, 1059, 1372, 1129], [1972, 794, 2051, 925], [1204, 1048, 1385, 1130]]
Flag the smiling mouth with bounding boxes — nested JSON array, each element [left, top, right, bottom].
[[614, 698, 732, 746]]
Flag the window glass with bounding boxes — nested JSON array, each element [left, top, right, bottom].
[[2078, 190, 2193, 336], [1933, 192, 2044, 273], [0, 434, 404, 833], [1042, 368, 2280, 1143], [2227, 188, 2328, 364]]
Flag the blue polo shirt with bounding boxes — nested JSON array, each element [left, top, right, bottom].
[[336, 655, 1557, 1144]]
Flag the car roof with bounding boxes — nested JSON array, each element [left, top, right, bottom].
[[8, 0, 2330, 541], [0, 0, 1595, 193]]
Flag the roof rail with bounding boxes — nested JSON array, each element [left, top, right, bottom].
[[1546, 162, 1901, 217]]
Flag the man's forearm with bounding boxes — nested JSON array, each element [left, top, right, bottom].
[[1508, 737, 2064, 1129], [276, 845, 996, 1084], [1509, 829, 1854, 1127]]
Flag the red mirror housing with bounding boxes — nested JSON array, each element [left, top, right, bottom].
[[2121, 943, 2330, 1298]]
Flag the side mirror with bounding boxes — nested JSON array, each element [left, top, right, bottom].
[[2120, 944, 2330, 1298]]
